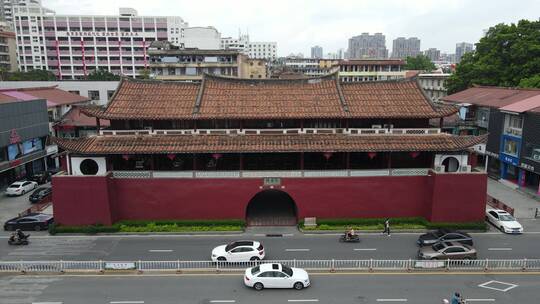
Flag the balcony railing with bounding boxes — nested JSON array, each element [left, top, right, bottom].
[[111, 168, 431, 179], [99, 128, 442, 136]]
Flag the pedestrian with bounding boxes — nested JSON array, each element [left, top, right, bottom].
[[382, 218, 391, 236], [451, 292, 462, 304]]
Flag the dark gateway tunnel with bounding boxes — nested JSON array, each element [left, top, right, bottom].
[[245, 190, 298, 226]]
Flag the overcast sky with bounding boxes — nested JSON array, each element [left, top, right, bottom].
[[44, 0, 540, 56]]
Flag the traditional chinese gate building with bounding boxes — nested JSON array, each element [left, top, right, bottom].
[[53, 74, 487, 226]]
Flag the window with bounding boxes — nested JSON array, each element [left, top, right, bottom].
[[88, 90, 100, 100], [503, 138, 519, 156], [504, 114, 523, 137]]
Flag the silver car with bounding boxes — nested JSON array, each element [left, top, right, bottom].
[[418, 241, 477, 260]]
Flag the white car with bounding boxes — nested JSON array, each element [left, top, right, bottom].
[[5, 181, 38, 196], [211, 240, 265, 262], [244, 263, 310, 291], [486, 208, 523, 234]]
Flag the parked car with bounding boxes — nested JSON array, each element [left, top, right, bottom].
[[29, 186, 52, 204], [244, 263, 310, 290], [485, 208, 523, 234], [4, 181, 38, 196], [212, 240, 265, 262], [4, 213, 54, 231], [417, 229, 473, 246], [417, 241, 477, 260], [28, 171, 51, 185]]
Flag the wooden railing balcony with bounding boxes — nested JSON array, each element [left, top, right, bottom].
[[99, 128, 442, 136]]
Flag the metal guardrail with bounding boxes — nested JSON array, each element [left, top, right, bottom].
[[0, 259, 539, 273]]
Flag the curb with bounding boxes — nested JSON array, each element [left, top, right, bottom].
[[50, 230, 245, 236]]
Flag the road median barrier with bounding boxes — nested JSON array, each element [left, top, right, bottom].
[[1, 259, 539, 275]]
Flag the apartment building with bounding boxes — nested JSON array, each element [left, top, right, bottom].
[[347, 33, 388, 59], [0, 26, 16, 71], [338, 59, 405, 82], [148, 40, 248, 80], [417, 73, 450, 102], [13, 5, 188, 79], [391, 37, 420, 59], [221, 34, 277, 60]]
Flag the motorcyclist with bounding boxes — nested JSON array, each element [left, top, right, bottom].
[[345, 227, 356, 240], [451, 292, 463, 304], [16, 229, 27, 240], [9, 232, 17, 242]]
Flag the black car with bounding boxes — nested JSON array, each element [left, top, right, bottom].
[[4, 213, 54, 231], [29, 171, 51, 184], [417, 229, 473, 246], [28, 186, 52, 204]]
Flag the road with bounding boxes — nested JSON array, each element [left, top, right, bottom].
[[1, 272, 536, 304], [1, 232, 539, 261]]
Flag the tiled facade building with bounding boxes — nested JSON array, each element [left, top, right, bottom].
[[338, 59, 405, 82], [52, 74, 486, 226]]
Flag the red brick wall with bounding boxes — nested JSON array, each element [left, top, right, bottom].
[[51, 172, 487, 225]]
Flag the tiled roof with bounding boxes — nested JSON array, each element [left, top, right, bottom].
[[195, 74, 347, 119], [0, 86, 88, 107], [341, 80, 456, 118], [56, 106, 110, 127], [84, 74, 456, 120], [442, 86, 540, 109], [91, 79, 199, 120], [54, 133, 486, 154]]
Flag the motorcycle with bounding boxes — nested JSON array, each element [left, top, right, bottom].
[[339, 233, 360, 243], [8, 234, 30, 246]]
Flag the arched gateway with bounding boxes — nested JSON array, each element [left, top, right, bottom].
[[246, 190, 298, 226]]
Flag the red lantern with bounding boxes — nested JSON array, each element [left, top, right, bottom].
[[409, 151, 420, 158], [167, 154, 176, 160], [323, 152, 333, 160], [212, 153, 222, 160], [122, 154, 130, 161], [368, 152, 377, 159]]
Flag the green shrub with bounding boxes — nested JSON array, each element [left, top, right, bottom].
[[50, 219, 245, 234], [299, 217, 486, 231]]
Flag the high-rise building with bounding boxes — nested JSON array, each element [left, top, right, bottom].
[[0, 24, 17, 71], [424, 48, 441, 62], [455, 42, 473, 63], [13, 5, 188, 79], [0, 0, 40, 26], [221, 34, 277, 60], [391, 37, 420, 59], [182, 26, 221, 50], [311, 45, 322, 59], [347, 33, 388, 59]]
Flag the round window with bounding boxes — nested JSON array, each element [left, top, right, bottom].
[[79, 159, 99, 175]]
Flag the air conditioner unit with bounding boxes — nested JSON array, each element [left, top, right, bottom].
[[460, 165, 471, 172], [434, 165, 445, 173], [372, 125, 382, 129]]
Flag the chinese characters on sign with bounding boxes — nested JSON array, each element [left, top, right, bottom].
[[66, 31, 141, 37]]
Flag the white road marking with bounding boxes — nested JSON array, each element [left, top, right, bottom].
[[32, 302, 63, 304], [110, 301, 145, 304], [376, 299, 407, 302], [283, 233, 295, 237], [285, 249, 310, 252], [253, 234, 265, 236], [287, 300, 319, 302], [148, 249, 173, 253], [465, 299, 495, 302], [354, 248, 377, 251], [487, 248, 512, 251], [209, 301, 236, 303], [478, 280, 519, 292]]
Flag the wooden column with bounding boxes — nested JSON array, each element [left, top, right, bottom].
[[192, 153, 197, 170], [239, 153, 244, 171], [387, 152, 392, 169], [439, 117, 443, 128], [300, 152, 305, 170], [149, 154, 155, 170], [96, 118, 101, 130], [346, 152, 350, 169]]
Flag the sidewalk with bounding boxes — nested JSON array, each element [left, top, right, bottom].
[[487, 178, 540, 219]]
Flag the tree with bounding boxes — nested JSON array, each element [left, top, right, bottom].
[[138, 68, 151, 79], [404, 54, 435, 71], [519, 75, 540, 89], [446, 19, 540, 94], [86, 68, 121, 81], [6, 69, 56, 81]]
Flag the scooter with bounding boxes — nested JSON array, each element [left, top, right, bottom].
[[8, 234, 30, 246], [339, 234, 360, 243]]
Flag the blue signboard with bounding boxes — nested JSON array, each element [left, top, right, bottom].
[[500, 153, 519, 166]]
